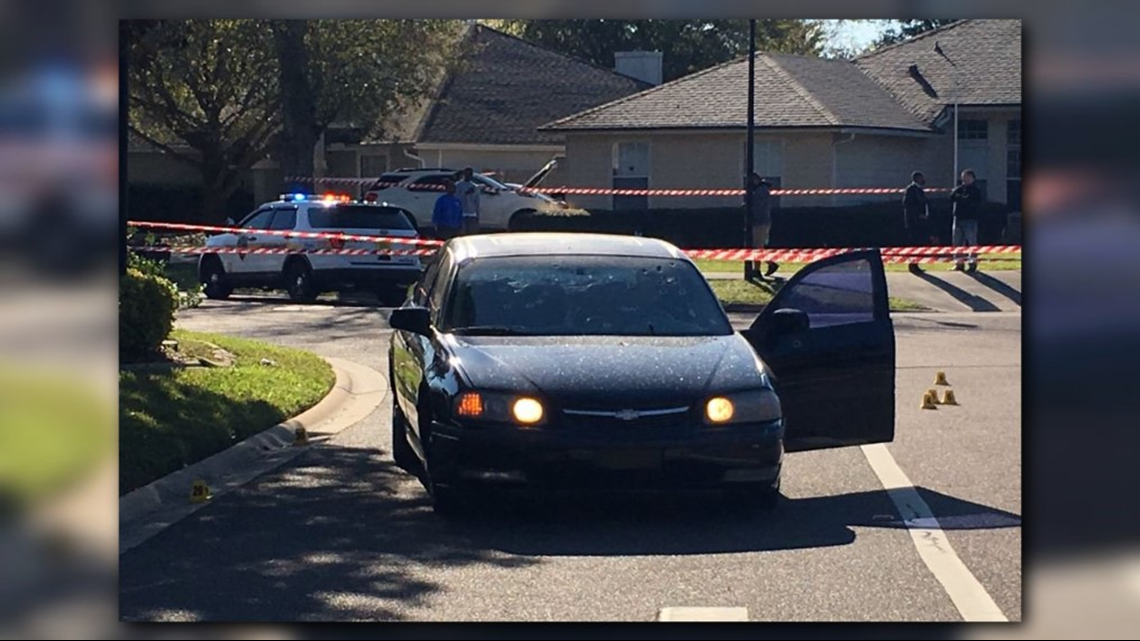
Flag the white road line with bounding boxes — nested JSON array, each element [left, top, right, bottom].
[[861, 443, 1009, 622], [657, 607, 749, 622]]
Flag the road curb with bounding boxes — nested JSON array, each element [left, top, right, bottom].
[[119, 356, 387, 553]]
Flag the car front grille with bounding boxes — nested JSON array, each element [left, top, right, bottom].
[[561, 405, 692, 430]]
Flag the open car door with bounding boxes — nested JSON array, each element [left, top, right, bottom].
[[743, 249, 895, 453]]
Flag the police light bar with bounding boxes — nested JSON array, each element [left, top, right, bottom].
[[278, 193, 353, 203]]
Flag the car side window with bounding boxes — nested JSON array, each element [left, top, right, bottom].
[[270, 208, 297, 231], [414, 253, 444, 306], [240, 209, 274, 230], [410, 175, 450, 191], [771, 258, 876, 328], [427, 256, 453, 318]]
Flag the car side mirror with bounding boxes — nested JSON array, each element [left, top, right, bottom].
[[388, 306, 432, 335], [224, 217, 235, 226], [767, 308, 809, 337], [752, 307, 816, 346]]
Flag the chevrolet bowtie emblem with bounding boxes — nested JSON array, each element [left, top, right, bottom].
[[615, 409, 640, 421]]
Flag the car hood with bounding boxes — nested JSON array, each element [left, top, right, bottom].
[[446, 333, 765, 406]]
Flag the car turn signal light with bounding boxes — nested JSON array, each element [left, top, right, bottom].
[[457, 392, 483, 417]]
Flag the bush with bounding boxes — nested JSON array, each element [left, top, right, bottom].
[[521, 200, 1013, 249], [120, 268, 179, 363], [127, 184, 254, 224]]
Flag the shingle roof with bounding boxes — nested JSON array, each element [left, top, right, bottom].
[[414, 25, 651, 145], [855, 19, 1022, 124], [541, 51, 930, 132]]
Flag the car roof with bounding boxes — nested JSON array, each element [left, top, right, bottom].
[[448, 233, 689, 261]]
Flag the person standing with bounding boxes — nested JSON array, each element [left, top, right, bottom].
[[903, 170, 930, 274], [747, 173, 777, 279], [455, 167, 482, 235], [431, 179, 464, 241], [950, 169, 984, 272]]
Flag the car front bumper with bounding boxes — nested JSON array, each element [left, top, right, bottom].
[[428, 420, 784, 491]]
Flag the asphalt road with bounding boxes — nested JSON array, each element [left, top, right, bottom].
[[119, 293, 1021, 622]]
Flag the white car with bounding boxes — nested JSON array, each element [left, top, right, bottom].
[[198, 194, 423, 305], [363, 168, 565, 232]]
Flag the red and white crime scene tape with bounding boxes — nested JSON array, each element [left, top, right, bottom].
[[129, 220, 445, 248], [128, 220, 1019, 264], [132, 245, 1018, 264], [286, 176, 952, 198]]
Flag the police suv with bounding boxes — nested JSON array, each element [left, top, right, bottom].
[[198, 193, 423, 305]]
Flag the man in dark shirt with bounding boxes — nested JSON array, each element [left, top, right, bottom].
[[746, 172, 777, 280], [431, 179, 464, 240], [902, 170, 929, 274], [950, 169, 984, 272]]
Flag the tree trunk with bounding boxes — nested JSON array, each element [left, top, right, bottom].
[[200, 154, 240, 224], [273, 20, 318, 193]]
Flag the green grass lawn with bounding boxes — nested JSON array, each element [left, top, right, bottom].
[[0, 369, 114, 515], [708, 279, 928, 312], [119, 330, 335, 495], [694, 253, 1021, 275]]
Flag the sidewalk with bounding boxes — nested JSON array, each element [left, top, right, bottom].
[[706, 269, 1021, 313]]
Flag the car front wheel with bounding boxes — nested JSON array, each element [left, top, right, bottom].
[[200, 256, 232, 300], [724, 478, 781, 511], [391, 402, 420, 474], [284, 260, 318, 302]]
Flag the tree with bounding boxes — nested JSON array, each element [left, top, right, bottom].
[[873, 20, 960, 48], [128, 19, 461, 223], [272, 19, 461, 186], [489, 20, 825, 82], [128, 20, 279, 223]]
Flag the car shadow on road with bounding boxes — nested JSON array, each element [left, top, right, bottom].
[[223, 293, 391, 308], [455, 485, 1020, 557], [118, 443, 1021, 622]]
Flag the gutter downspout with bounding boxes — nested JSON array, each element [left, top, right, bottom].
[[953, 102, 959, 186], [403, 147, 426, 169], [832, 132, 857, 207]]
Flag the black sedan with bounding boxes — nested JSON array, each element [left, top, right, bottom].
[[388, 233, 895, 515]]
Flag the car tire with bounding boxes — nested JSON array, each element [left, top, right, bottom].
[[391, 402, 420, 475], [507, 209, 537, 232], [724, 480, 781, 512], [200, 256, 232, 300], [284, 260, 318, 302], [428, 480, 468, 518]]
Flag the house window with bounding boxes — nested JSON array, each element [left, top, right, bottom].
[[612, 141, 649, 210], [1007, 118, 1021, 210], [958, 119, 989, 140], [360, 154, 388, 178]]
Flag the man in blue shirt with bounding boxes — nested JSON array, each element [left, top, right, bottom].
[[432, 179, 464, 240]]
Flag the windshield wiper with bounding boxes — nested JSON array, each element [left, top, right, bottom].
[[450, 325, 530, 336]]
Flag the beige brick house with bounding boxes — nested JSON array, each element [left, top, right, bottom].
[[540, 19, 1021, 211]]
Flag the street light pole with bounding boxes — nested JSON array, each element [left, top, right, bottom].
[[744, 18, 756, 279]]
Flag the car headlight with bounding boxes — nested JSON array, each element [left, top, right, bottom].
[[455, 391, 546, 427], [704, 390, 781, 425]]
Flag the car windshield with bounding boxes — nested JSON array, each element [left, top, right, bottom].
[[474, 174, 510, 191], [442, 255, 733, 337]]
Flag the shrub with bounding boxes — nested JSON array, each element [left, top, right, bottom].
[[120, 268, 179, 363]]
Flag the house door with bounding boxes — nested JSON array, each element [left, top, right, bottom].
[[612, 141, 649, 210]]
